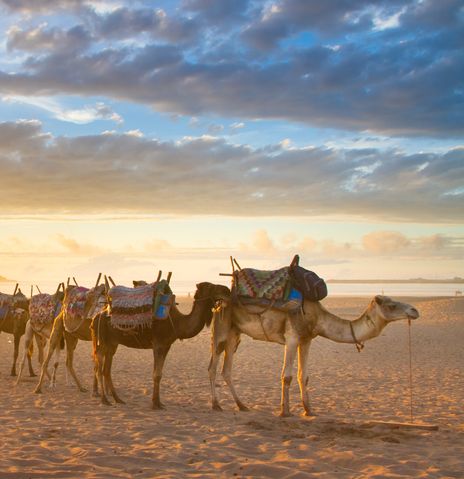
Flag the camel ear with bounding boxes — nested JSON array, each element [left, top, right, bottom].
[[375, 295, 384, 305]]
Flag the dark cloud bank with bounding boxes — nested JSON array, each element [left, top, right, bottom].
[[0, 0, 462, 137]]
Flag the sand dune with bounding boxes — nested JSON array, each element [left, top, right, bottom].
[[1, 296, 463, 478]]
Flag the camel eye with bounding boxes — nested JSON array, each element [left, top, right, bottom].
[[388, 304, 396, 311]]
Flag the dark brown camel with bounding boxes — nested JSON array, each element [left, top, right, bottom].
[[0, 288, 34, 377], [92, 282, 230, 408]]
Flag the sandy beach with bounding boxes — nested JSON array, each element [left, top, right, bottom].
[[1, 295, 463, 478]]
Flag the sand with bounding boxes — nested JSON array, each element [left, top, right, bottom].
[[1, 296, 463, 478]]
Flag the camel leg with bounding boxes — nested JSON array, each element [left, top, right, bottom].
[[104, 345, 125, 404], [64, 334, 86, 392], [27, 338, 36, 377], [10, 333, 21, 376], [92, 363, 99, 397], [15, 323, 34, 385], [208, 304, 233, 411], [222, 329, 248, 411], [34, 318, 63, 393], [208, 345, 224, 411], [97, 347, 111, 406], [152, 343, 171, 410], [91, 316, 111, 405], [297, 339, 314, 416], [49, 343, 61, 389], [280, 338, 299, 417]]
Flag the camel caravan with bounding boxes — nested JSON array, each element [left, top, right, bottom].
[[2, 255, 420, 417]]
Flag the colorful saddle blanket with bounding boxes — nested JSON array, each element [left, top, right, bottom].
[[233, 267, 290, 301], [64, 286, 89, 323], [109, 283, 156, 329], [109, 280, 173, 330], [29, 294, 61, 326]]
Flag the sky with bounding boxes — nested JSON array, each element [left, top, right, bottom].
[[0, 0, 463, 293]]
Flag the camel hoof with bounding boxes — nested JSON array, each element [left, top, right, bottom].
[[152, 403, 166, 410], [34, 388, 42, 395], [279, 411, 293, 418], [29, 372, 37, 378], [303, 410, 316, 417], [212, 402, 223, 412], [93, 391, 100, 398], [101, 398, 112, 406], [238, 403, 250, 412], [114, 398, 126, 405]]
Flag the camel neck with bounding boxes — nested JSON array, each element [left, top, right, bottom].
[[316, 304, 385, 344], [170, 297, 213, 339]]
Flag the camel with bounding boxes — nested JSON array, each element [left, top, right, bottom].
[[92, 281, 230, 408], [0, 287, 34, 377], [208, 294, 419, 417], [34, 282, 107, 394], [16, 285, 65, 385]]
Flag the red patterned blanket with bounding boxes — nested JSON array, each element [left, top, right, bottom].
[[29, 294, 60, 326]]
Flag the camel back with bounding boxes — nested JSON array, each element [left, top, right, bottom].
[[108, 280, 174, 330], [62, 286, 107, 326], [230, 255, 327, 308], [233, 267, 291, 301], [29, 293, 62, 327]]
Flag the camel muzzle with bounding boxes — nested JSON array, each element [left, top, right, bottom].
[[407, 308, 419, 320]]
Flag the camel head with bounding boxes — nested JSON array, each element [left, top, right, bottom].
[[12, 307, 29, 326], [194, 282, 230, 303], [133, 280, 148, 288], [371, 295, 419, 323], [12, 290, 29, 310]]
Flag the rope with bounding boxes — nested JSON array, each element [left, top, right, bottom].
[[407, 319, 414, 423], [349, 321, 364, 352]]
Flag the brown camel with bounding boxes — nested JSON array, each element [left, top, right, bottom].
[[34, 282, 107, 394], [16, 285, 65, 385], [92, 281, 230, 408], [209, 295, 419, 417], [0, 287, 34, 377]]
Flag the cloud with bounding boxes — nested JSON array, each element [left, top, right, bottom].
[[0, 1, 461, 136], [3, 96, 123, 124], [0, 121, 462, 222], [144, 239, 172, 253], [362, 231, 411, 254], [235, 229, 464, 264], [54, 234, 105, 256]]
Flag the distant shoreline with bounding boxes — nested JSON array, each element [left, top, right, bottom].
[[327, 278, 464, 284], [0, 276, 15, 283]]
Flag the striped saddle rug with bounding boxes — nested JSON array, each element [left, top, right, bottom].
[[109, 283, 156, 330], [29, 294, 61, 326], [233, 267, 290, 301]]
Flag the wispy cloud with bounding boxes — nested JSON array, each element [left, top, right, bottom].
[[2, 96, 122, 124]]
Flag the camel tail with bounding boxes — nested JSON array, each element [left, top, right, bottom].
[[91, 313, 108, 360], [27, 338, 34, 357], [60, 334, 65, 350]]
